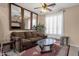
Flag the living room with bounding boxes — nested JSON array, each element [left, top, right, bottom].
[[0, 3, 79, 56]]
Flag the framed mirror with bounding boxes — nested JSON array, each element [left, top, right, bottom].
[[9, 3, 38, 30], [9, 4, 22, 30], [24, 10, 31, 29], [32, 13, 37, 28]]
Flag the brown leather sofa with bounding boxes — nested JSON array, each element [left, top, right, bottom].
[[10, 31, 47, 52]]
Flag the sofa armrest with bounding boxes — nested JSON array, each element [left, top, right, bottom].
[[22, 39, 31, 43]]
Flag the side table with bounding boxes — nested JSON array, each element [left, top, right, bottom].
[[60, 36, 69, 46], [10, 37, 22, 52], [0, 41, 15, 56]]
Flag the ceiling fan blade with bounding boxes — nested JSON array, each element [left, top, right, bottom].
[[47, 8, 52, 11], [34, 7, 41, 9], [48, 3, 56, 7]]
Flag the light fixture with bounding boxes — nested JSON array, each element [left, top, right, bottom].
[[41, 8, 48, 13]]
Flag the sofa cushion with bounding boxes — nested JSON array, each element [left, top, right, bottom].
[[25, 32, 32, 38], [11, 32, 25, 39], [29, 38, 39, 42], [22, 39, 31, 43], [29, 37, 42, 41], [22, 39, 32, 47], [37, 32, 44, 37], [31, 32, 38, 38]]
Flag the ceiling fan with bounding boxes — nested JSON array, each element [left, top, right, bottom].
[[34, 3, 56, 12]]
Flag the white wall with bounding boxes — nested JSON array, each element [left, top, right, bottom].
[[0, 4, 10, 42], [38, 15, 45, 25], [64, 5, 79, 47]]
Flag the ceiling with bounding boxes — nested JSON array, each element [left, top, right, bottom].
[[16, 3, 79, 15]]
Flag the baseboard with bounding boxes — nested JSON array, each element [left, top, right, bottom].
[[70, 44, 79, 48]]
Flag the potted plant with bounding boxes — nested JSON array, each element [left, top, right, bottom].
[[32, 24, 45, 33]]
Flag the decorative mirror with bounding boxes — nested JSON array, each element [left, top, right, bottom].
[[24, 10, 31, 29], [9, 4, 22, 30], [32, 13, 37, 28], [9, 3, 38, 30]]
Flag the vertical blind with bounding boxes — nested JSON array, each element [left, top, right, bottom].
[[32, 18, 36, 27], [45, 11, 63, 35]]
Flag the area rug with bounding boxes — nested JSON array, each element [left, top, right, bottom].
[[19, 44, 61, 56]]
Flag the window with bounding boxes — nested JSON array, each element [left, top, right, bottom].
[[45, 11, 63, 35]]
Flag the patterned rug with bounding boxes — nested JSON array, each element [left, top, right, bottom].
[[20, 44, 61, 56]]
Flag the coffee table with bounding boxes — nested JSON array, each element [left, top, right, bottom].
[[37, 38, 56, 53]]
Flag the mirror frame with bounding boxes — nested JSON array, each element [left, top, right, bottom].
[[32, 13, 38, 28], [9, 3, 38, 30], [23, 9, 31, 29]]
